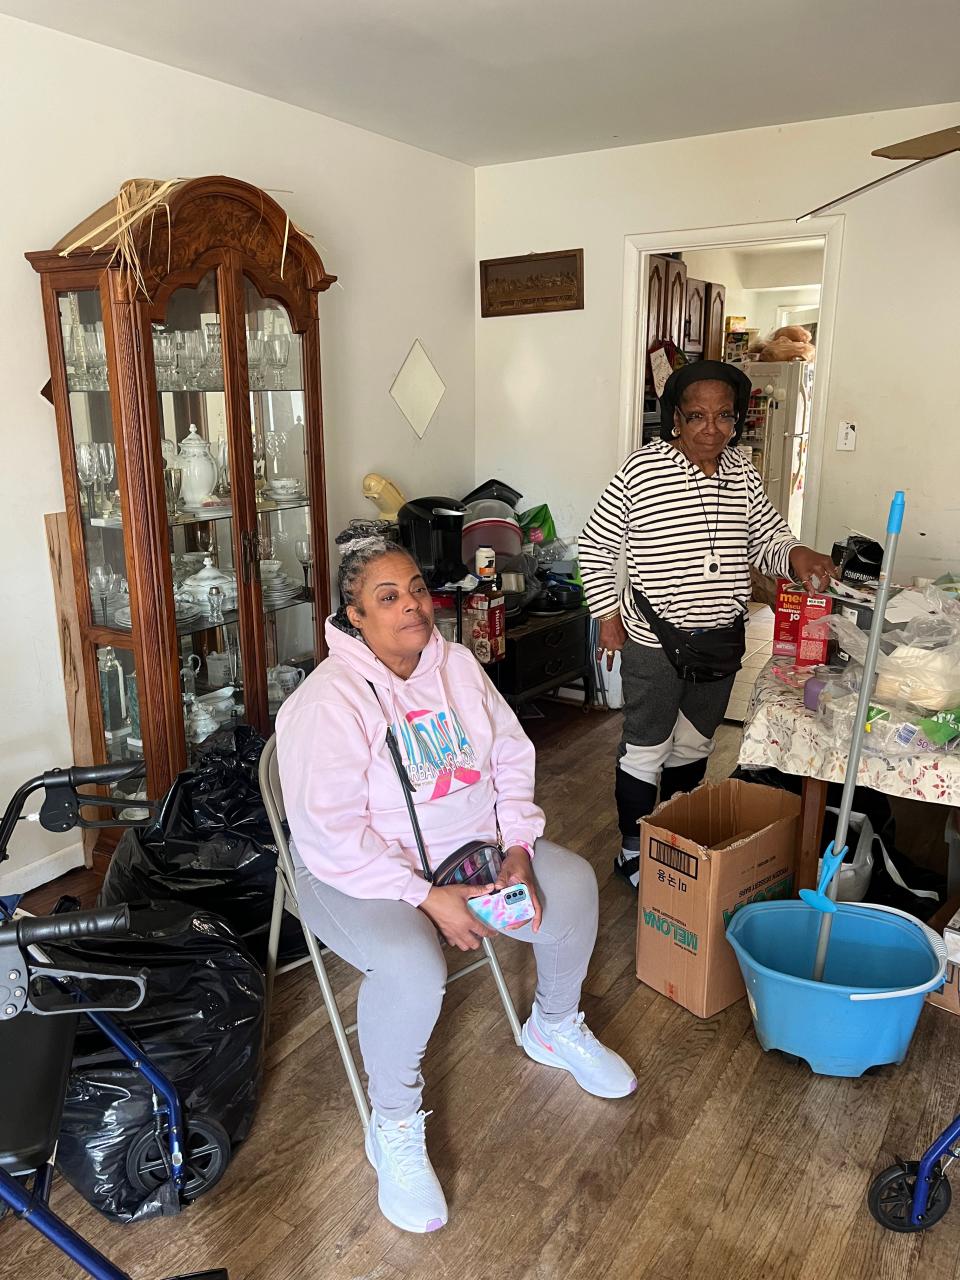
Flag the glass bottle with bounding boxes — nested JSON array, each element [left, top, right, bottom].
[[98, 647, 128, 736]]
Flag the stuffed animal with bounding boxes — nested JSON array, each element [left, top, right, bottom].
[[756, 325, 816, 362]]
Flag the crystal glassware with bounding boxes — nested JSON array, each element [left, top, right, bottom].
[[267, 334, 291, 390], [164, 465, 182, 520], [199, 321, 223, 389], [96, 441, 116, 516], [207, 585, 224, 624], [177, 331, 203, 390], [152, 329, 177, 392], [82, 322, 107, 390], [75, 441, 98, 518], [89, 563, 116, 625], [246, 331, 266, 390], [295, 535, 313, 596]]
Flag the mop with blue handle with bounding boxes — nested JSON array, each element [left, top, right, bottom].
[[807, 490, 906, 981]]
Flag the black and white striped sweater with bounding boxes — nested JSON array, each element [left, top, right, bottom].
[[579, 438, 797, 646]]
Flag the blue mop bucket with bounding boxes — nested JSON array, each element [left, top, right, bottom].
[[726, 900, 947, 1077]]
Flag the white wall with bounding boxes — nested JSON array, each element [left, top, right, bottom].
[[746, 285, 821, 339], [678, 247, 749, 327], [0, 16, 475, 887], [476, 103, 960, 573]]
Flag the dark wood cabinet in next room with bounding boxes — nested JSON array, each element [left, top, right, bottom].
[[704, 282, 726, 360], [684, 277, 707, 353]]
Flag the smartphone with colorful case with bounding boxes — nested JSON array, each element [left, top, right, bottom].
[[467, 882, 536, 930]]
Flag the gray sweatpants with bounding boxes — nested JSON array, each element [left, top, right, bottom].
[[292, 839, 598, 1121], [618, 639, 736, 785]]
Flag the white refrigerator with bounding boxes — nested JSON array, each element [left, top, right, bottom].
[[738, 360, 815, 536]]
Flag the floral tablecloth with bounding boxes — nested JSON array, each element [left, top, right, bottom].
[[738, 660, 960, 806]]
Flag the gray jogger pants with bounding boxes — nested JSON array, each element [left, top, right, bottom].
[[617, 639, 735, 786], [292, 839, 598, 1121]]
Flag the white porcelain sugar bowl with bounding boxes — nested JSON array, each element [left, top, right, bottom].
[[176, 424, 219, 508], [180, 555, 237, 609]]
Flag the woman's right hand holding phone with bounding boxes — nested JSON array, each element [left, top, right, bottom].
[[419, 884, 496, 951]]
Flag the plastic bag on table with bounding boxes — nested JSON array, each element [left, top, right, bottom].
[[100, 724, 305, 966], [818, 689, 960, 757], [52, 901, 264, 1223], [518, 503, 557, 548], [825, 611, 960, 713]]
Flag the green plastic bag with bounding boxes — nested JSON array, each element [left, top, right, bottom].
[[518, 504, 557, 547]]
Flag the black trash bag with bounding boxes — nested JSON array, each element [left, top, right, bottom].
[[100, 724, 305, 966], [731, 765, 894, 833], [51, 901, 264, 1223]]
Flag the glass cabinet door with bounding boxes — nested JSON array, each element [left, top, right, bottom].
[[245, 279, 316, 722], [57, 290, 127, 630], [153, 271, 248, 761]]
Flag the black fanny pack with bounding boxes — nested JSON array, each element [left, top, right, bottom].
[[370, 681, 503, 887], [632, 590, 746, 683]]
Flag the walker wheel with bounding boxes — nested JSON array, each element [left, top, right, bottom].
[[127, 1115, 231, 1204], [868, 1160, 951, 1232]]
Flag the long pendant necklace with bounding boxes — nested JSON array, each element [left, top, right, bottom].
[[680, 446, 723, 580]]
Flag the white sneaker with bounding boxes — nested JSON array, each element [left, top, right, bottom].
[[364, 1109, 448, 1233], [522, 1007, 637, 1099]]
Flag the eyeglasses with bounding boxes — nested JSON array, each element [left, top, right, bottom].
[[679, 410, 738, 430]]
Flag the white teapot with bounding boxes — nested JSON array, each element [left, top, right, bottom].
[[177, 424, 219, 508], [272, 664, 306, 698]]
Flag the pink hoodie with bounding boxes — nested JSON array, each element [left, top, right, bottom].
[[275, 619, 545, 906]]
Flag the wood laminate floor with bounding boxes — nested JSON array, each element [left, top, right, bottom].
[[6, 705, 960, 1279]]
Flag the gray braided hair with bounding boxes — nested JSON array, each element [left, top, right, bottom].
[[333, 539, 420, 635]]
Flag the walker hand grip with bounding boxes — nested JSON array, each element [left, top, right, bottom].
[[16, 905, 131, 947], [65, 762, 145, 788]]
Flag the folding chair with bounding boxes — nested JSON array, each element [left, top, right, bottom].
[[258, 735, 523, 1130]]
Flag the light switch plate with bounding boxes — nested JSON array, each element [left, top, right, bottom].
[[837, 421, 857, 451]]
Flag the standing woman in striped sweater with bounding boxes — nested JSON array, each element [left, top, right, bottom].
[[579, 362, 836, 888]]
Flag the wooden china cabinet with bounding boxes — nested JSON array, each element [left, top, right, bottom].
[[28, 176, 335, 804]]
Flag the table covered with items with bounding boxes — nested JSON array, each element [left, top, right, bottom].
[[738, 575, 960, 895]]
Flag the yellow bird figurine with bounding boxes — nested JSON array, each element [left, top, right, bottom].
[[362, 473, 407, 522]]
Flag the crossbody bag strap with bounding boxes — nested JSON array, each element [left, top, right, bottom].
[[366, 681, 434, 884]]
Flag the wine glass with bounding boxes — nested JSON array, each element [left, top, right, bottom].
[[267, 334, 291, 390], [246, 331, 266, 390], [295, 535, 313, 596], [199, 321, 223, 390], [152, 329, 177, 392], [195, 525, 215, 558], [96, 442, 116, 516], [215, 438, 231, 498], [177, 331, 203, 390], [63, 322, 88, 390], [82, 323, 107, 390], [89, 563, 116, 625], [75, 442, 98, 518]]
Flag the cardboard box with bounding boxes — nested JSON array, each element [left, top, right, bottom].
[[926, 898, 960, 1015], [637, 780, 801, 1018], [464, 590, 505, 664], [774, 579, 834, 666]]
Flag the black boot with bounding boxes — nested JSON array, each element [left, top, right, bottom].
[[614, 770, 658, 890], [659, 758, 708, 803]]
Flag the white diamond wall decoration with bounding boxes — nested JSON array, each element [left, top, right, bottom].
[[389, 340, 445, 438]]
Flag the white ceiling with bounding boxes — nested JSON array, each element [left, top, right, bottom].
[[3, 0, 958, 165]]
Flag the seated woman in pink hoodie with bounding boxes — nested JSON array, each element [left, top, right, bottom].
[[277, 541, 636, 1235]]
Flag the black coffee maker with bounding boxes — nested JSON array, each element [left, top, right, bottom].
[[398, 497, 468, 588]]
